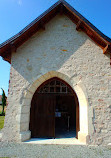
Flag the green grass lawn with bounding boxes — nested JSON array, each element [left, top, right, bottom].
[[0, 157, 10, 158], [0, 105, 5, 130], [0, 116, 5, 129]]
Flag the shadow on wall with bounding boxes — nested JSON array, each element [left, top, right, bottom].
[[11, 15, 89, 83], [10, 15, 110, 88]]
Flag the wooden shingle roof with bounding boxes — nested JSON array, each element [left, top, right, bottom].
[[0, 0, 111, 63]]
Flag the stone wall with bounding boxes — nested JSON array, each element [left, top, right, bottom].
[[2, 14, 111, 145]]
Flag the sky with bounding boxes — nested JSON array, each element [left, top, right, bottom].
[[0, 0, 111, 95]]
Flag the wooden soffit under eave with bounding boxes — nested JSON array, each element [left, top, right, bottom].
[[62, 2, 111, 53], [0, 0, 111, 64], [1, 50, 11, 64]]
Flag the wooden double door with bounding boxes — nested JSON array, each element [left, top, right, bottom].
[[29, 93, 78, 138]]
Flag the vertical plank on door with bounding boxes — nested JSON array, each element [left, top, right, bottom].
[[30, 94, 55, 138]]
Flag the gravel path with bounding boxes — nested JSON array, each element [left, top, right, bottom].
[[0, 142, 111, 158]]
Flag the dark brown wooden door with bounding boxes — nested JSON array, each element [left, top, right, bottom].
[[30, 94, 55, 138], [29, 78, 79, 139]]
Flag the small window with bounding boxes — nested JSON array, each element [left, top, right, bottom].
[[38, 79, 73, 94]]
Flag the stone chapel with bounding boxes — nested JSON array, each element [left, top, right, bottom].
[[0, 0, 111, 145]]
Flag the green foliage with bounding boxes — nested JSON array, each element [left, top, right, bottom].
[[0, 88, 6, 116]]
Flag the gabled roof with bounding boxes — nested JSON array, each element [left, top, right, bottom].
[[0, 0, 111, 63]]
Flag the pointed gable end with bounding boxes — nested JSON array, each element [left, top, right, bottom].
[[0, 0, 111, 63]]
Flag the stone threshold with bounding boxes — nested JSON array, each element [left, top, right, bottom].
[[24, 137, 86, 145]]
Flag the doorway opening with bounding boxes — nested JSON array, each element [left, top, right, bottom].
[[55, 95, 76, 138], [29, 77, 79, 139]]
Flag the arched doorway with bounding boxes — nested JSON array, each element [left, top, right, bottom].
[[29, 77, 79, 139]]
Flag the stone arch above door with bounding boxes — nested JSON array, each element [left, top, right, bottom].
[[19, 71, 89, 143]]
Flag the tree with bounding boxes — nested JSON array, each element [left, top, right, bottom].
[[1, 88, 6, 116]]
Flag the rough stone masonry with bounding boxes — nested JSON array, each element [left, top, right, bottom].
[[1, 14, 111, 145]]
